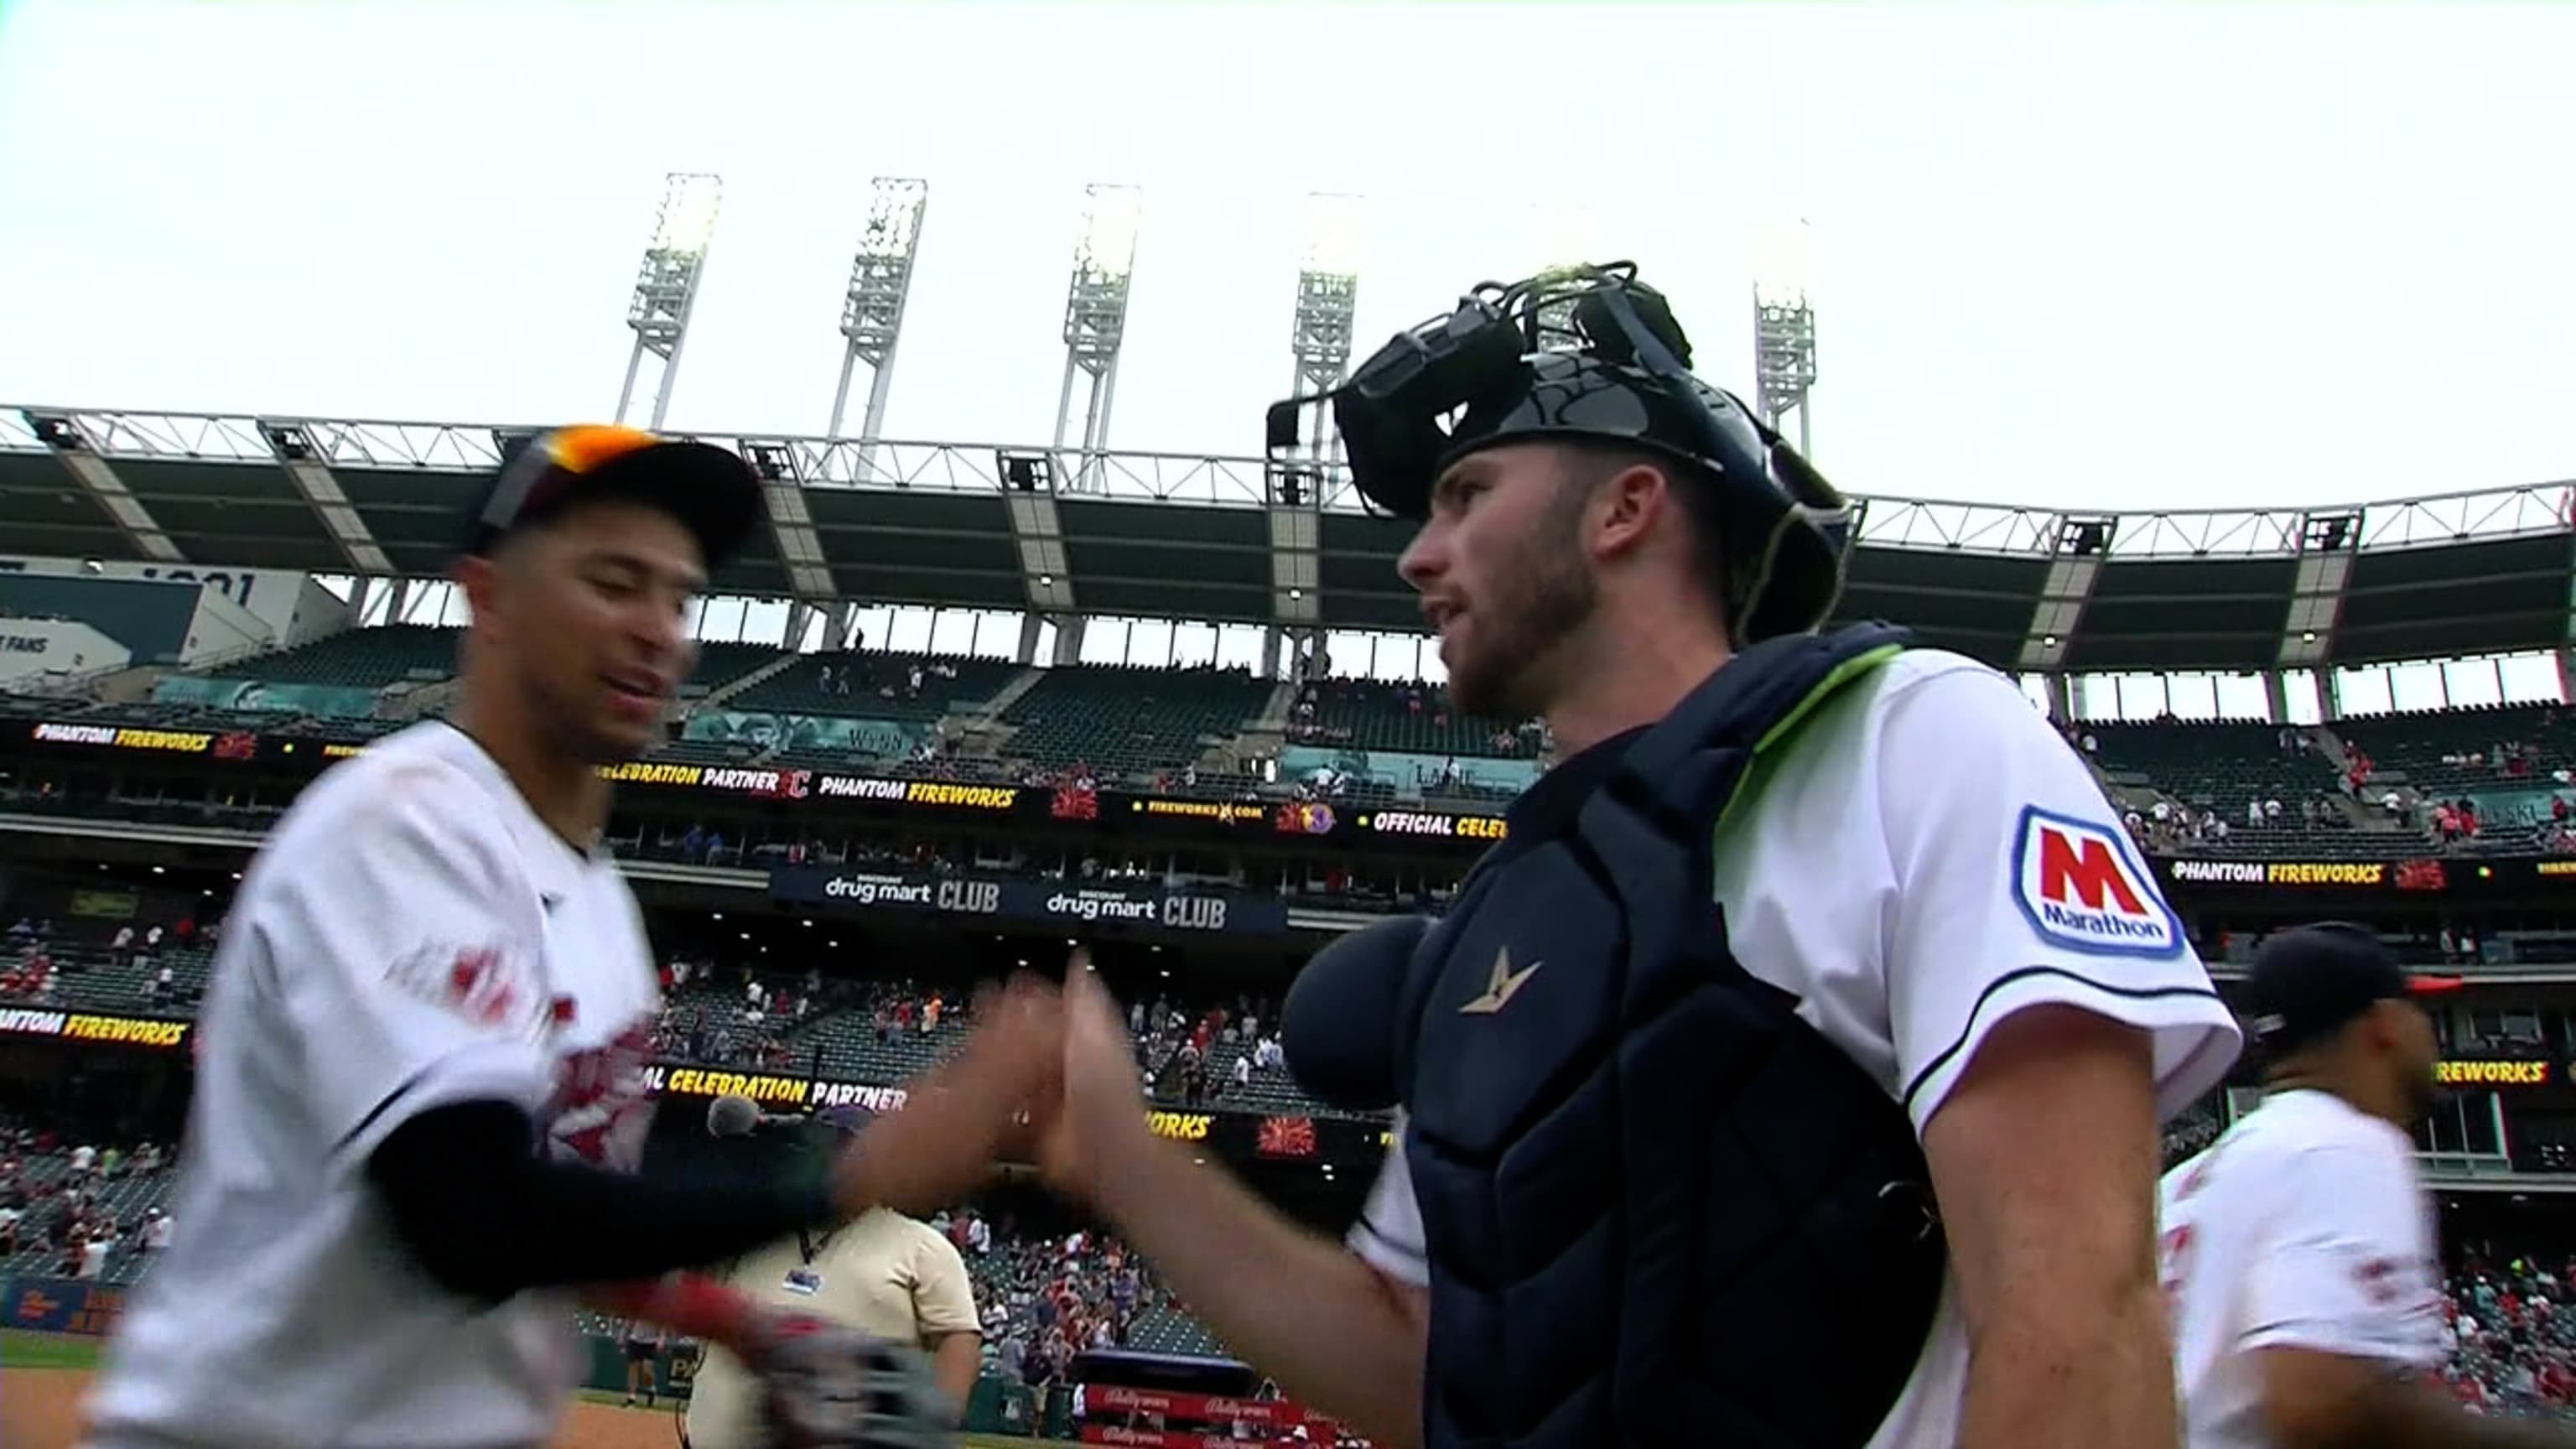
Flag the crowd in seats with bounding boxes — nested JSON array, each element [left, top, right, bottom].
[[949, 1212, 1227, 1381], [2438, 1254, 2576, 1417], [731, 651, 1016, 724], [2078, 719, 2360, 857], [2336, 703, 2576, 801], [644, 957, 1337, 1122], [1286, 675, 1542, 763], [1002, 664, 1270, 783], [0, 915, 220, 1016], [0, 1111, 178, 1287], [193, 623, 459, 688]]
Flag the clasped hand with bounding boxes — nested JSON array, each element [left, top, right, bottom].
[[824, 952, 1147, 1218]]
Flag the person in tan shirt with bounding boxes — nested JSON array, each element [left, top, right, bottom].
[[683, 1105, 983, 1448]]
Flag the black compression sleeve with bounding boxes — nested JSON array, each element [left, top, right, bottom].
[[365, 1099, 839, 1302]]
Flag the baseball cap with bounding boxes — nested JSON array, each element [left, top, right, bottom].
[[2240, 922, 2464, 1056], [461, 424, 763, 567]]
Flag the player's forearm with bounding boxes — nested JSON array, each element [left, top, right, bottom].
[[2340, 1380, 2576, 1449], [1090, 1133, 1424, 1449], [369, 1102, 836, 1301], [1959, 1277, 2178, 1449], [929, 1333, 979, 1422]]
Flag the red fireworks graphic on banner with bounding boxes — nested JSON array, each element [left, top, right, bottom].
[[1257, 1114, 1318, 1159]]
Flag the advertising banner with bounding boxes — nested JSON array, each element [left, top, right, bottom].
[[2436, 1058, 2555, 1089], [151, 678, 382, 720], [1078, 1384, 1334, 1432], [768, 867, 1290, 937], [2158, 855, 2576, 897], [682, 710, 922, 759], [637, 1066, 1387, 1164], [3, 1275, 127, 1335], [3, 717, 1524, 855], [0, 1006, 190, 1049]]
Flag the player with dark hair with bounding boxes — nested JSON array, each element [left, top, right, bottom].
[[1027, 267, 2241, 1448], [2161, 924, 2570, 1447], [84, 425, 1049, 1449]]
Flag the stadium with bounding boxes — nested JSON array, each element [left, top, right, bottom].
[[8, 170, 2576, 1447]]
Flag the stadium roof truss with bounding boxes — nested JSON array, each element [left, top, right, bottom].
[[8, 406, 2575, 674]]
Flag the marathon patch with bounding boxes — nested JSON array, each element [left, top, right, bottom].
[[2010, 806, 2184, 958]]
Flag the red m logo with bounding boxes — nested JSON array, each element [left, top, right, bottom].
[[2038, 827, 2148, 916]]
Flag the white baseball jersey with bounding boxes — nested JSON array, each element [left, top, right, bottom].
[[86, 721, 662, 1449], [2160, 1088, 2446, 1449], [1347, 648, 2242, 1449]]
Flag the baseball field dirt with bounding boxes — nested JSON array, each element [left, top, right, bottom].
[[3, 1366, 684, 1448], [1, 1337, 1068, 1449]]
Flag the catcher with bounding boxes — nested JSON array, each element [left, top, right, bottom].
[[82, 426, 1044, 1449]]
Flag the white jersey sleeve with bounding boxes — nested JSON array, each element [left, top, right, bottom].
[[1347, 1113, 1430, 1287], [1872, 664, 2240, 1133], [2238, 1141, 2446, 1365], [259, 755, 558, 1166]]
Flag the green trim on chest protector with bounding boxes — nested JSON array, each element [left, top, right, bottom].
[[1709, 641, 1906, 845]]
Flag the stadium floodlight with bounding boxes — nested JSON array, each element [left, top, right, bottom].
[[1287, 192, 1368, 474], [1753, 217, 1815, 309], [1299, 192, 1369, 279], [1055, 184, 1145, 491], [652, 173, 724, 257], [1075, 184, 1145, 287], [1525, 200, 1602, 342], [617, 172, 724, 431], [1751, 217, 1819, 457], [829, 178, 932, 477]]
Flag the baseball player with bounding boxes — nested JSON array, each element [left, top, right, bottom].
[[82, 425, 1057, 1449], [1024, 266, 2243, 1448], [685, 1104, 983, 1448], [2160, 924, 2568, 1447]]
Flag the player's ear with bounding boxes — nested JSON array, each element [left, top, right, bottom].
[[453, 540, 525, 639], [2358, 1000, 2412, 1055]]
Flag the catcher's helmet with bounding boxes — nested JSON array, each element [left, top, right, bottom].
[[1268, 262, 1852, 644]]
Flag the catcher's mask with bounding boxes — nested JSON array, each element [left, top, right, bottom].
[[1264, 262, 1851, 645]]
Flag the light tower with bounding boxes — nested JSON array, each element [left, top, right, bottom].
[[1053, 184, 1143, 493], [1753, 218, 1818, 456], [615, 173, 723, 431], [828, 178, 931, 481], [1265, 194, 1367, 678], [1286, 193, 1366, 472]]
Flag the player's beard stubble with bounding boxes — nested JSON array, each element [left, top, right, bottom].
[[519, 653, 650, 766], [1443, 488, 1601, 724]]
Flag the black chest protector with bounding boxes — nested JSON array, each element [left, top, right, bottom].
[[1379, 623, 1945, 1449]]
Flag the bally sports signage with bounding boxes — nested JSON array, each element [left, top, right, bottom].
[[767, 866, 1291, 936], [2012, 808, 2185, 956], [0, 1007, 189, 1049]]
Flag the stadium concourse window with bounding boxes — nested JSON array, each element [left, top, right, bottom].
[[2046, 651, 2568, 725]]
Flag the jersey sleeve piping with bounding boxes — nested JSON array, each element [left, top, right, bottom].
[[328, 1038, 553, 1169], [1350, 1210, 1430, 1286], [1900, 963, 2224, 1114]]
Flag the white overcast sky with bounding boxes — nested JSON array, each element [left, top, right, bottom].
[[3, 0, 2573, 521]]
